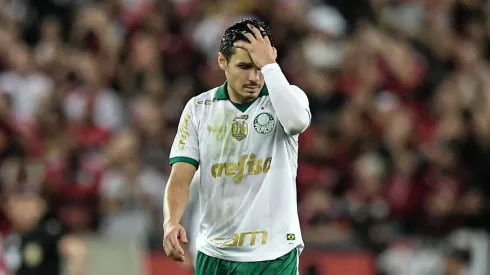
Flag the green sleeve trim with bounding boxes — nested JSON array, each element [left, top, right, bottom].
[[169, 157, 199, 169]]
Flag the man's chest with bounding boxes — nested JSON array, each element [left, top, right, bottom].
[[196, 99, 280, 160]]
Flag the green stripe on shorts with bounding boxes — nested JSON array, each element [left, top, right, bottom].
[[195, 249, 298, 275]]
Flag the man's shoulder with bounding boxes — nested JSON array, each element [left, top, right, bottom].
[[187, 87, 222, 110]]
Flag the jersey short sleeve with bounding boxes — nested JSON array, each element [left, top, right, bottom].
[[169, 99, 200, 169]]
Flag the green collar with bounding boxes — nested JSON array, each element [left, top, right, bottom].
[[215, 82, 269, 100], [215, 82, 269, 112]]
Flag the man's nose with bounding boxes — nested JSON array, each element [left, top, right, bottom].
[[249, 69, 261, 82]]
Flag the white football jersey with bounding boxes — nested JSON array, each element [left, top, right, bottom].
[[170, 82, 308, 262]]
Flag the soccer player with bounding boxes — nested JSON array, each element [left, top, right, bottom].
[[163, 18, 311, 274]]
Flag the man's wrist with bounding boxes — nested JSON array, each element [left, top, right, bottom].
[[259, 62, 277, 68], [260, 62, 280, 72], [163, 219, 180, 228]]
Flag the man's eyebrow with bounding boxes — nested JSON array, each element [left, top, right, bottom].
[[236, 61, 254, 66]]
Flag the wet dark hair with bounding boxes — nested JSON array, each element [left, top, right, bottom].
[[219, 17, 273, 62]]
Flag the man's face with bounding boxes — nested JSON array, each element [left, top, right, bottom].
[[6, 194, 44, 232], [220, 48, 264, 102]]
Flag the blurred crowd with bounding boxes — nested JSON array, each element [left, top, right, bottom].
[[0, 0, 490, 274]]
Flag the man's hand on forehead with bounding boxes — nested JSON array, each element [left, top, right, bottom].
[[233, 24, 277, 69]]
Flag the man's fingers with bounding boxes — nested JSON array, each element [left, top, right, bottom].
[[170, 245, 185, 262], [163, 238, 174, 256], [163, 226, 187, 262], [169, 250, 184, 262], [170, 234, 185, 255], [242, 32, 256, 43], [179, 227, 188, 244], [264, 35, 272, 46], [165, 237, 185, 262], [248, 24, 264, 41], [172, 253, 185, 262], [233, 41, 251, 50]]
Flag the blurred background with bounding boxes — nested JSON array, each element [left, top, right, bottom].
[[0, 0, 489, 274]]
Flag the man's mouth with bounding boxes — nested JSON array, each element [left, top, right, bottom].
[[245, 86, 260, 90]]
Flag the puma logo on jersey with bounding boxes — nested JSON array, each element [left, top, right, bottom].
[[211, 154, 272, 183]]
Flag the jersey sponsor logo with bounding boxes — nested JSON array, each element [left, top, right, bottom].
[[178, 114, 192, 150], [253, 113, 275, 134], [23, 242, 43, 267], [231, 115, 249, 141], [211, 154, 272, 183], [211, 230, 268, 247], [196, 98, 217, 107]]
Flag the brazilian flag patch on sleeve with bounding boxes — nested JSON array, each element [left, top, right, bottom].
[[286, 233, 295, 241]]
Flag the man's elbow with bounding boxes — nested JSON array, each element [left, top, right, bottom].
[[282, 112, 310, 135]]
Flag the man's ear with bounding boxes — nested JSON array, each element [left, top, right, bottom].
[[217, 52, 227, 71]]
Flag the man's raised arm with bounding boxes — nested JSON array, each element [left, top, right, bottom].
[[261, 64, 311, 135], [234, 24, 311, 136]]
